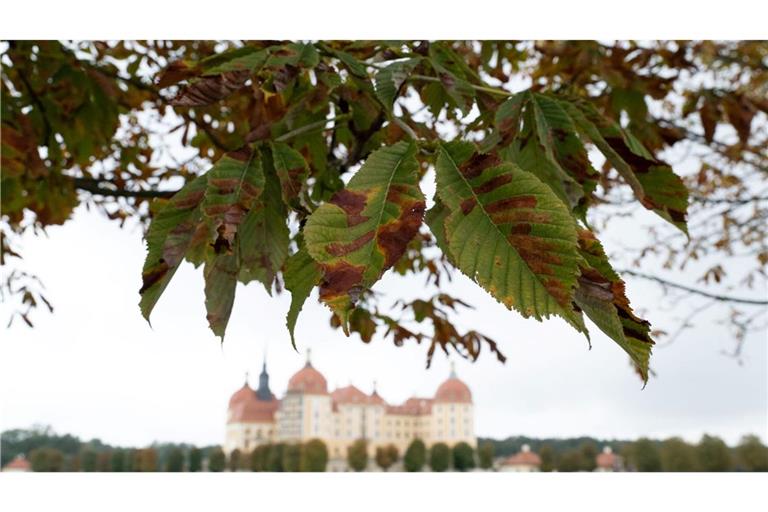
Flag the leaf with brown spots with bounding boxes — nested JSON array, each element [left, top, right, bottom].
[[433, 140, 586, 332], [303, 141, 425, 332], [204, 251, 239, 339], [202, 147, 265, 255], [563, 98, 689, 233], [237, 148, 290, 291], [574, 229, 654, 382], [170, 70, 251, 107], [139, 175, 208, 322], [270, 141, 309, 210]]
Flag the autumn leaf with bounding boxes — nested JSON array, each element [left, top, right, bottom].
[[202, 147, 265, 254], [139, 175, 208, 321], [303, 141, 425, 332], [432, 141, 586, 332], [574, 229, 654, 381]]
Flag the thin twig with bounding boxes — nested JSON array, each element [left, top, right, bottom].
[[620, 269, 768, 306]]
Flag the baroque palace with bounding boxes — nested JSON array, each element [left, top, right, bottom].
[[225, 352, 476, 467]]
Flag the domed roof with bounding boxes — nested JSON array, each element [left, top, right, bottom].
[[228, 382, 256, 408], [228, 396, 279, 424], [288, 363, 328, 394], [435, 377, 472, 403], [435, 363, 472, 403]]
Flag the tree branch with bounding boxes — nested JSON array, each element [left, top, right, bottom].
[[619, 269, 768, 306], [73, 177, 176, 199]]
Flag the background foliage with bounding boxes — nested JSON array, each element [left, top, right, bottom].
[[2, 40, 767, 379]]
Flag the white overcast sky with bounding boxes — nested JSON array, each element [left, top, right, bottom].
[[1, 47, 767, 447], [1, 179, 766, 447]]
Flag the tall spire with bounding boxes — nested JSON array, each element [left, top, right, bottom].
[[449, 361, 457, 378], [306, 347, 312, 367], [256, 352, 273, 400]]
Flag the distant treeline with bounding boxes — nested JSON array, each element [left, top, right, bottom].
[[2, 427, 766, 472], [479, 434, 768, 471]]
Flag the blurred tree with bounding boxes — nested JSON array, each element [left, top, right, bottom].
[[136, 448, 159, 472], [375, 444, 399, 471], [478, 442, 494, 470], [5, 41, 768, 379], [557, 450, 583, 472], [630, 438, 662, 472], [188, 448, 202, 472], [282, 444, 301, 472], [81, 449, 98, 472], [123, 449, 135, 472], [429, 443, 451, 472], [735, 435, 768, 471], [404, 439, 427, 472], [228, 448, 242, 472], [250, 444, 271, 472], [579, 441, 598, 471], [208, 448, 226, 472], [96, 452, 111, 472], [65, 453, 80, 472], [452, 442, 475, 472], [660, 437, 698, 471], [347, 439, 368, 472], [300, 439, 329, 472], [696, 435, 733, 472], [539, 444, 556, 472], [110, 449, 126, 472], [166, 447, 185, 472], [30, 447, 64, 472], [266, 443, 285, 472]]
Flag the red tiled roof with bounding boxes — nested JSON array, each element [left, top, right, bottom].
[[434, 377, 472, 403], [597, 451, 616, 468], [287, 363, 328, 394], [502, 450, 541, 467], [4, 456, 31, 470], [331, 385, 368, 404], [387, 397, 433, 416], [228, 396, 280, 423]]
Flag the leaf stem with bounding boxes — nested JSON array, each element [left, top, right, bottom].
[[393, 118, 418, 141], [408, 74, 514, 97], [275, 114, 352, 142]]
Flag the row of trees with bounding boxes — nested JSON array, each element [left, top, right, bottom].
[[8, 427, 765, 472], [486, 435, 767, 472], [621, 435, 768, 472], [351, 439, 495, 472]]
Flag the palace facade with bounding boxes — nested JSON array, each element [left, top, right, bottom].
[[224, 354, 476, 464]]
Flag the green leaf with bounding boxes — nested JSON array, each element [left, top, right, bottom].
[[202, 147, 265, 254], [574, 229, 654, 381], [374, 58, 420, 111], [139, 175, 208, 322], [204, 252, 239, 339], [329, 49, 368, 78], [424, 199, 456, 266], [270, 141, 309, 209], [433, 141, 586, 331], [428, 44, 475, 115], [237, 150, 290, 290], [202, 48, 268, 76], [564, 99, 689, 232], [265, 43, 319, 69], [303, 141, 426, 331], [284, 247, 323, 349]]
